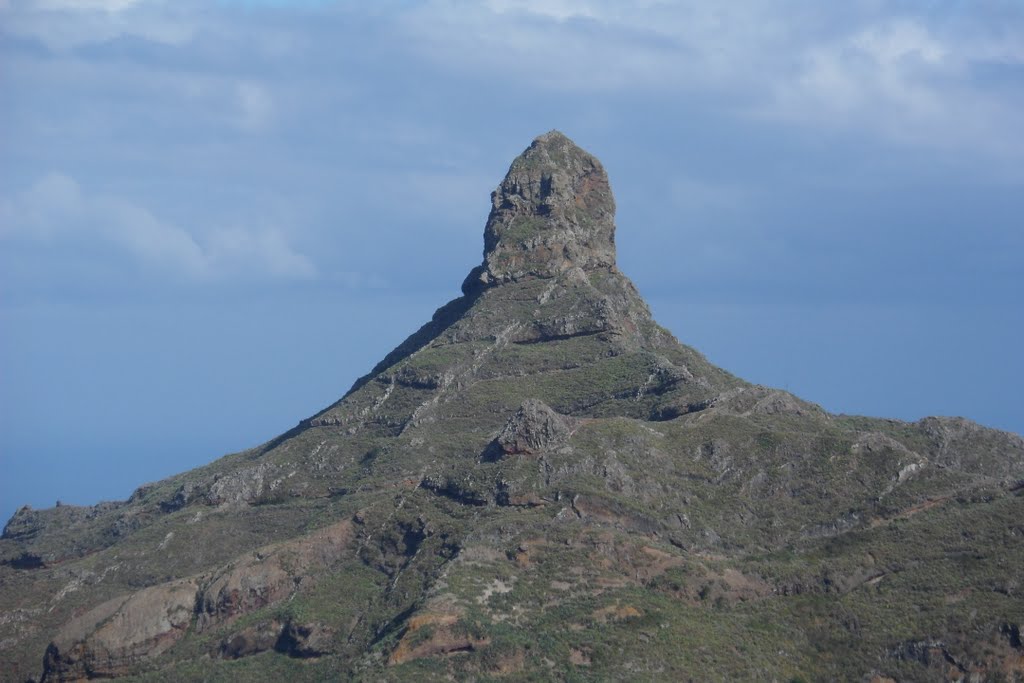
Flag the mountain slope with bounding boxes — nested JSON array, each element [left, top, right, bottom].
[[2, 132, 1022, 682]]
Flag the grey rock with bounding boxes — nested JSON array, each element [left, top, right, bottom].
[[495, 399, 572, 456], [463, 130, 616, 293]]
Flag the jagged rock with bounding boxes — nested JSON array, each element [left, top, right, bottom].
[[159, 481, 197, 512], [708, 386, 823, 418], [0, 501, 137, 568], [462, 130, 616, 293], [494, 399, 572, 457], [749, 390, 816, 416], [917, 415, 1024, 478], [1, 506, 38, 542], [206, 463, 280, 506]]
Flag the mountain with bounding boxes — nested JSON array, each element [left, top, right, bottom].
[[2, 131, 1022, 682]]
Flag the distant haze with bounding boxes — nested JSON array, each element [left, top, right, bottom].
[[2, 0, 1022, 523]]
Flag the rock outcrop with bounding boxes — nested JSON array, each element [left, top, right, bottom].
[[42, 579, 198, 680], [494, 399, 572, 456], [196, 519, 353, 630], [462, 130, 617, 293], [38, 519, 354, 681]]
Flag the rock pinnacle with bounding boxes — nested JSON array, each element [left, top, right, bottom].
[[462, 131, 617, 294]]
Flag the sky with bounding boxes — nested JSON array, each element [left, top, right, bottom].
[[1, 0, 1022, 523]]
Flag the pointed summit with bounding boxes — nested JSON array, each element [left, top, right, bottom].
[[462, 131, 616, 294]]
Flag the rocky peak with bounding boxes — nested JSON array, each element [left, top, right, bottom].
[[462, 131, 616, 294], [3, 131, 1024, 683]]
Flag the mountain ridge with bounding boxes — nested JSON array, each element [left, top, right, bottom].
[[1, 132, 1022, 682]]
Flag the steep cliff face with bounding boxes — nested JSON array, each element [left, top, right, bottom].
[[2, 132, 1022, 683], [464, 130, 617, 291]]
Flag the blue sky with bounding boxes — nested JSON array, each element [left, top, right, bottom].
[[1, 0, 1022, 523]]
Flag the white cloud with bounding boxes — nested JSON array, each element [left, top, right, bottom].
[[1, 173, 317, 282], [760, 17, 1024, 157], [788, 20, 952, 118]]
